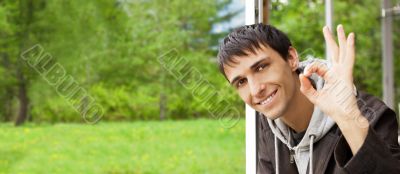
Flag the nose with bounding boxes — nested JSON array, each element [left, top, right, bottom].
[[249, 79, 266, 99]]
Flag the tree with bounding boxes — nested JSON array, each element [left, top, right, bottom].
[[0, 0, 44, 125], [0, 0, 242, 124]]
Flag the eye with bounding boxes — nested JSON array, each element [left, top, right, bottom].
[[256, 64, 267, 72], [236, 78, 247, 88]]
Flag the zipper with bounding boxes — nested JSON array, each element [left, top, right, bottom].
[[289, 149, 295, 163]]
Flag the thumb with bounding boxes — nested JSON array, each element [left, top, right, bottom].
[[299, 74, 318, 103]]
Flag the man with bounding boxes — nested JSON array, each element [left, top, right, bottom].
[[217, 23, 400, 174]]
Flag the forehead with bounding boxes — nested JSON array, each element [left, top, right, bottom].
[[223, 45, 283, 81]]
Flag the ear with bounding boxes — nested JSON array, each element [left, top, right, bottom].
[[287, 46, 299, 72]]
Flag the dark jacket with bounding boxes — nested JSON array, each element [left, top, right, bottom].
[[257, 91, 400, 174]]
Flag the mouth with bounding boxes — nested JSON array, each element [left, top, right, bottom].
[[256, 89, 278, 106]]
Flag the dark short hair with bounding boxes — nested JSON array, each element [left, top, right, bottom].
[[217, 23, 292, 79]]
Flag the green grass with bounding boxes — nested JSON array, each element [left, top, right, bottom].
[[0, 119, 245, 174]]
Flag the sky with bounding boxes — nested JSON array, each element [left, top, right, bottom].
[[211, 0, 245, 33]]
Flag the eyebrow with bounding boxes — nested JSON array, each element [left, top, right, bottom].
[[229, 57, 270, 85]]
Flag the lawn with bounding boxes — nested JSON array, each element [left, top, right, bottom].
[[0, 119, 245, 174]]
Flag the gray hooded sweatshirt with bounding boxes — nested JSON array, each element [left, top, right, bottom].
[[266, 58, 338, 174]]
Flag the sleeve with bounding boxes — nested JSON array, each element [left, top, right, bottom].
[[334, 107, 400, 173]]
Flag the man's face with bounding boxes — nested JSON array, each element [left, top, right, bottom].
[[224, 44, 299, 120]]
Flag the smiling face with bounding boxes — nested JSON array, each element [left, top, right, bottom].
[[224, 44, 301, 120]]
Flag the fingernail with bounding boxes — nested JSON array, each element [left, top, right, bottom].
[[324, 26, 330, 32], [337, 25, 343, 32], [350, 32, 355, 44]]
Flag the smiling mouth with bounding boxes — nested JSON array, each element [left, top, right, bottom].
[[257, 89, 278, 105]]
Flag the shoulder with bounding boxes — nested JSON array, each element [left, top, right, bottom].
[[356, 91, 397, 127]]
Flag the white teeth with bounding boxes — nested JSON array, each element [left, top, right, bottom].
[[259, 91, 276, 105]]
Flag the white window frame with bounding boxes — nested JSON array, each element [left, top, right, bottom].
[[245, 1, 260, 173]]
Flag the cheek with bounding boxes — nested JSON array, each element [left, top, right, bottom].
[[254, 67, 282, 82], [237, 87, 251, 103], [270, 65, 294, 83]]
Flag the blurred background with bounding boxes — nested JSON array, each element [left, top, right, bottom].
[[0, 0, 399, 173]]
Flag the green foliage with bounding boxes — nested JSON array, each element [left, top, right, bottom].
[[0, 0, 241, 123], [270, 0, 400, 113]]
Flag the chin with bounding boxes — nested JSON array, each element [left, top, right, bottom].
[[249, 105, 280, 120], [261, 112, 281, 120], [258, 105, 286, 120]]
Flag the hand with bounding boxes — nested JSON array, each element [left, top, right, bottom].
[[299, 25, 369, 155], [299, 25, 366, 127]]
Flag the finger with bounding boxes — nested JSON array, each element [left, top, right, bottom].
[[345, 32, 355, 66], [323, 26, 339, 63], [303, 61, 329, 79], [345, 32, 355, 81], [299, 74, 318, 103], [337, 24, 347, 63]]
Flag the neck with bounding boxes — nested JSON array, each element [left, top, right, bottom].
[[281, 80, 314, 133]]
